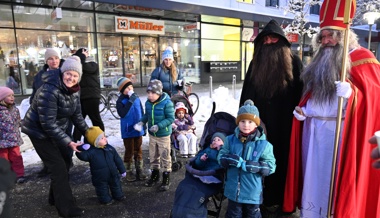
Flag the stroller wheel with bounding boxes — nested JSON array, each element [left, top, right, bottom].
[[172, 161, 182, 172]]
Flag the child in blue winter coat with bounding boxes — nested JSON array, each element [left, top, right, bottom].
[[76, 126, 126, 205], [218, 100, 276, 218], [116, 77, 147, 182], [134, 79, 175, 191], [194, 132, 226, 172]]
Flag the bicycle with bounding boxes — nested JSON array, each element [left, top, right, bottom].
[[183, 82, 199, 115], [99, 85, 120, 119]]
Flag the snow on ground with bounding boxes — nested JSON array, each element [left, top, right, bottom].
[[19, 85, 242, 167]]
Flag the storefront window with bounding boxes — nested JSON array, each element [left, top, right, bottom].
[[201, 15, 241, 26], [14, 6, 94, 32], [0, 29, 18, 94], [201, 23, 240, 61], [96, 13, 116, 33], [13, 0, 94, 9], [97, 34, 123, 88], [14, 30, 95, 94], [123, 36, 140, 85], [140, 37, 158, 86], [0, 4, 13, 27], [160, 37, 200, 83], [165, 20, 199, 38], [201, 39, 240, 61]]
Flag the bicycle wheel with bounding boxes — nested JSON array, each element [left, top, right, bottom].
[[99, 94, 107, 115], [108, 91, 120, 119], [187, 93, 199, 115]]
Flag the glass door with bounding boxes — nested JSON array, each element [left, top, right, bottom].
[[140, 36, 158, 86], [122, 36, 140, 85]]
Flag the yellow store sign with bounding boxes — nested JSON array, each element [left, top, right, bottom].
[[115, 16, 165, 35]]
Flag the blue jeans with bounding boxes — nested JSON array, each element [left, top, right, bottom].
[[226, 199, 261, 218]]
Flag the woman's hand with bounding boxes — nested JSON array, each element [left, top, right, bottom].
[[68, 141, 83, 152]]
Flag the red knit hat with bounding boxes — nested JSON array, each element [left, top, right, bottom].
[[320, 0, 356, 31]]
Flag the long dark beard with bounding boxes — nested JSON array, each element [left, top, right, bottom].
[[301, 44, 346, 104], [250, 41, 293, 99]]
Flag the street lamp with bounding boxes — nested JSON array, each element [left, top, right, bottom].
[[363, 11, 380, 49]]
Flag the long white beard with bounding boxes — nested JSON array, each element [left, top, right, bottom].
[[302, 45, 345, 104]]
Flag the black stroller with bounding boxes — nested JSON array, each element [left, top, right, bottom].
[[170, 94, 196, 172], [171, 111, 237, 218]]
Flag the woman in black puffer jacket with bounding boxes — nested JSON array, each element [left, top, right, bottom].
[[22, 56, 88, 218]]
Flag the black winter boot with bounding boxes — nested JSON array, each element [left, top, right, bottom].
[[158, 172, 170, 191], [145, 169, 160, 187]]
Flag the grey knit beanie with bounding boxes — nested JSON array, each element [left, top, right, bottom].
[[147, 79, 163, 95], [44, 48, 60, 63], [61, 56, 83, 81], [212, 132, 226, 143]]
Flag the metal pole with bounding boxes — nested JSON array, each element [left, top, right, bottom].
[[209, 76, 213, 98], [232, 75, 236, 99], [368, 23, 373, 50]]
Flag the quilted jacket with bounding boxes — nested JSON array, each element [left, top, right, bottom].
[[21, 69, 88, 146]]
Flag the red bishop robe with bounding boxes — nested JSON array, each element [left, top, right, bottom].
[[283, 47, 380, 218]]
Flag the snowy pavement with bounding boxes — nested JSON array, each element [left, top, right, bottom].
[[18, 83, 242, 167]]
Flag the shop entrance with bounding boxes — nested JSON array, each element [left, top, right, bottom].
[[122, 36, 158, 87]]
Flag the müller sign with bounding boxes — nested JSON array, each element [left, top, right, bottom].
[[115, 16, 165, 35]]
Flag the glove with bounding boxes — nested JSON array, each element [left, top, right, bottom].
[[293, 110, 306, 121], [149, 125, 159, 133], [172, 123, 177, 129], [259, 161, 271, 176], [134, 122, 144, 132], [176, 85, 184, 91], [121, 172, 126, 177], [241, 161, 260, 173], [82, 144, 90, 150], [177, 80, 183, 86], [335, 81, 352, 98], [220, 154, 243, 168], [293, 106, 306, 121], [127, 90, 134, 97]]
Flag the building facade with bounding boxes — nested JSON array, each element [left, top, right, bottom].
[[0, 0, 376, 96]]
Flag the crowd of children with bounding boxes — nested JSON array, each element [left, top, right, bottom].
[[1, 75, 277, 217]]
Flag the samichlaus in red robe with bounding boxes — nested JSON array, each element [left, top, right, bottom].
[[283, 0, 380, 218], [284, 45, 380, 217], [283, 1, 380, 217]]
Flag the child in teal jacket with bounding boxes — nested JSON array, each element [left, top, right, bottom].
[[134, 79, 175, 191], [218, 100, 276, 218]]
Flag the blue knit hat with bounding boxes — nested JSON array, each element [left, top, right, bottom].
[[237, 99, 260, 125], [212, 132, 226, 143], [162, 46, 173, 61]]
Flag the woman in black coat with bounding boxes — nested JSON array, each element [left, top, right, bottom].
[[72, 48, 104, 142], [22, 56, 89, 217]]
